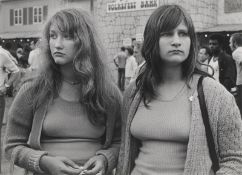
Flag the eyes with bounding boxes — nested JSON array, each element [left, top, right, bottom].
[[160, 30, 189, 37], [49, 31, 73, 40]]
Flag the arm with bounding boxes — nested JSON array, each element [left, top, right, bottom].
[[131, 57, 138, 77], [83, 87, 122, 174], [116, 83, 136, 175], [3, 82, 48, 174], [214, 87, 242, 174], [0, 53, 19, 93], [113, 54, 119, 68]]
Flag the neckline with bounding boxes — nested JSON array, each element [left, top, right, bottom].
[[157, 83, 187, 102], [57, 96, 80, 104], [63, 79, 82, 85]]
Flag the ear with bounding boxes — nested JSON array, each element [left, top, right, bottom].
[[234, 42, 238, 48]]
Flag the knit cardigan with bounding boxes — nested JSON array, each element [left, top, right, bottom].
[[116, 75, 242, 175], [4, 81, 122, 175]]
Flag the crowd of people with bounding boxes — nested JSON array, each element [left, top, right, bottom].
[[1, 4, 242, 175]]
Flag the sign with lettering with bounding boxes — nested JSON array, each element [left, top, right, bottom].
[[136, 33, 143, 42], [107, 0, 159, 13], [123, 38, 132, 46], [224, 0, 242, 13]]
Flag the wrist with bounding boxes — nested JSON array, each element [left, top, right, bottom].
[[97, 154, 108, 170], [39, 155, 51, 173]]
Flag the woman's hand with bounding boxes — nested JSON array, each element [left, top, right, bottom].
[[82, 155, 107, 175], [40, 155, 83, 175]]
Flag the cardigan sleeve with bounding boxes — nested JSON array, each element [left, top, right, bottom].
[[95, 86, 123, 174], [203, 78, 242, 174], [3, 82, 48, 174], [216, 93, 242, 175], [115, 83, 136, 175]]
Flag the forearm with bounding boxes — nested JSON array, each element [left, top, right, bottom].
[[6, 71, 20, 87], [217, 95, 242, 174], [96, 141, 120, 173], [4, 144, 48, 173]]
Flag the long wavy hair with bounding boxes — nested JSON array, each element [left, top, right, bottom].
[[32, 8, 121, 126], [136, 4, 197, 106]]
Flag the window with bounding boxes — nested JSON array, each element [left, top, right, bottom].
[[14, 9, 23, 25], [33, 6, 43, 23]]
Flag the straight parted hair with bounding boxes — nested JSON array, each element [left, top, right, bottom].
[[32, 8, 121, 126], [136, 4, 197, 106]]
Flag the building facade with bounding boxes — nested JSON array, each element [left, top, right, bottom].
[[0, 0, 94, 44], [95, 0, 242, 69], [1, 0, 242, 73]]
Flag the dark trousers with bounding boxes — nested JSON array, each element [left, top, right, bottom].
[[236, 85, 242, 117], [118, 68, 125, 91], [0, 95, 4, 172], [0, 95, 5, 124]]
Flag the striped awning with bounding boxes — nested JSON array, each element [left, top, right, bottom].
[[0, 31, 41, 39]]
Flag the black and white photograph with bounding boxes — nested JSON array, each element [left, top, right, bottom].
[[0, 0, 242, 174]]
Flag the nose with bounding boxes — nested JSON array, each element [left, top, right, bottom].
[[171, 33, 181, 47], [54, 36, 64, 49]]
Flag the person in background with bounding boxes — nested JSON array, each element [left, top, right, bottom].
[[229, 32, 242, 115], [28, 39, 43, 72], [197, 46, 212, 73], [4, 42, 18, 64], [3, 42, 18, 97], [130, 42, 145, 83], [113, 46, 127, 91], [116, 4, 242, 175], [16, 47, 28, 69], [125, 46, 137, 88], [4, 8, 122, 175], [0, 36, 19, 142], [208, 34, 236, 91]]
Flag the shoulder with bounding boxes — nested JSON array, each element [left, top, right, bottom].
[[221, 52, 232, 61], [0, 51, 9, 60], [202, 76, 234, 102], [233, 47, 242, 58], [15, 79, 38, 103]]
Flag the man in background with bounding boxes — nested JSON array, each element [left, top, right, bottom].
[[229, 33, 242, 115], [125, 46, 137, 88], [113, 46, 127, 91], [208, 34, 236, 92], [130, 42, 145, 83], [28, 39, 42, 72]]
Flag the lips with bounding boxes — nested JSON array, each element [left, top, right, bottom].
[[53, 52, 65, 56], [168, 50, 184, 54]]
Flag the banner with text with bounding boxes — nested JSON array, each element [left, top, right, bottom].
[[107, 0, 159, 13], [224, 0, 242, 13]]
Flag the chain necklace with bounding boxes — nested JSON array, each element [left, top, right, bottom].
[[157, 83, 187, 102], [63, 79, 82, 85]]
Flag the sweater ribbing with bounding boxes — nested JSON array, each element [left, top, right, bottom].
[[130, 87, 190, 174]]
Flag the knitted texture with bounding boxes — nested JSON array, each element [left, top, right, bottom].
[[116, 75, 242, 175], [4, 81, 122, 174]]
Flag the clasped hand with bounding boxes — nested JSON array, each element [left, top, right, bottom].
[[40, 155, 107, 175]]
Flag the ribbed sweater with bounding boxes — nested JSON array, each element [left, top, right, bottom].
[[130, 86, 190, 175], [4, 81, 122, 175], [116, 74, 242, 175], [41, 97, 105, 164]]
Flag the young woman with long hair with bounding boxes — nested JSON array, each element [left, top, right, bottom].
[[116, 4, 242, 175], [4, 8, 122, 175]]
